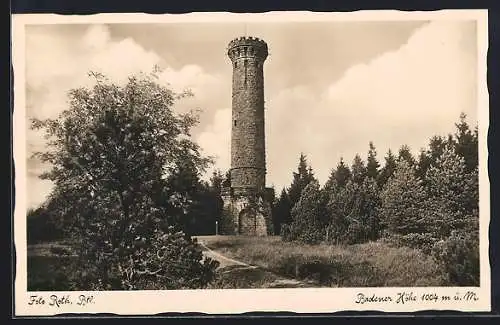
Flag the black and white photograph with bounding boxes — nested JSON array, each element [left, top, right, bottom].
[[13, 10, 490, 315]]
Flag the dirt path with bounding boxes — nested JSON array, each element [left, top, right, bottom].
[[197, 239, 314, 288], [199, 242, 258, 270]]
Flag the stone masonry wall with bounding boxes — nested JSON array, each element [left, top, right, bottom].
[[228, 38, 268, 190], [223, 37, 271, 236], [221, 190, 273, 236]]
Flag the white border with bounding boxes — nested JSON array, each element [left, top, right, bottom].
[[12, 10, 490, 316]]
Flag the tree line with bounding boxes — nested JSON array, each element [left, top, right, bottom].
[[27, 68, 480, 288], [272, 113, 479, 285]]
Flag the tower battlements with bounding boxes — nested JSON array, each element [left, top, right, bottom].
[[227, 36, 268, 62]]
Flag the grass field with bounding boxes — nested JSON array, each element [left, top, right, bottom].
[[27, 235, 448, 290], [197, 235, 448, 287]]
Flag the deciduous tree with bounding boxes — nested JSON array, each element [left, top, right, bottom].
[[31, 70, 219, 290]]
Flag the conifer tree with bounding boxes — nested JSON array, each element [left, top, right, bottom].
[[357, 177, 382, 241], [397, 144, 415, 166], [323, 169, 337, 193], [273, 188, 292, 234], [334, 157, 352, 188], [416, 135, 449, 180], [287, 153, 316, 210], [424, 145, 479, 237], [377, 149, 397, 188], [351, 154, 367, 185], [285, 180, 327, 244], [379, 160, 429, 246], [416, 148, 432, 180], [453, 113, 478, 173], [325, 180, 356, 244], [366, 142, 380, 180]]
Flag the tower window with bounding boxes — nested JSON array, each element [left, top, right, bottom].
[[234, 120, 237, 127]]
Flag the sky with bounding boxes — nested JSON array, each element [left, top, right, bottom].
[[24, 17, 479, 209]]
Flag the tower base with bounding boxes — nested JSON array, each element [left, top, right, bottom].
[[220, 187, 273, 236]]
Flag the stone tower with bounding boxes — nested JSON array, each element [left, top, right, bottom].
[[220, 36, 273, 236]]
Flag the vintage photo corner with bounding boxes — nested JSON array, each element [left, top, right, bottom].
[[12, 9, 491, 316]]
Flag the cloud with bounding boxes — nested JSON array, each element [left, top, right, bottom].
[[196, 108, 231, 177], [262, 20, 477, 190], [23, 20, 478, 207], [25, 24, 226, 208]]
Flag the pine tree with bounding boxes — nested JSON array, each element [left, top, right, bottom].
[[416, 135, 449, 180], [424, 145, 479, 237], [273, 188, 292, 234], [285, 180, 328, 244], [453, 113, 478, 173], [325, 176, 381, 245], [429, 136, 448, 163], [358, 177, 382, 241], [366, 142, 380, 180], [377, 149, 397, 188], [334, 157, 352, 187], [288, 153, 316, 210], [379, 160, 430, 248], [416, 148, 431, 180], [351, 154, 367, 185], [325, 180, 355, 244], [426, 140, 479, 286], [323, 169, 337, 193], [397, 144, 415, 166]]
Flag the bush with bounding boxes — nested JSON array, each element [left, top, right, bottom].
[[432, 231, 479, 286], [383, 232, 440, 255], [72, 228, 220, 290]]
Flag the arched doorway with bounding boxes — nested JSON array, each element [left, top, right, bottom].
[[238, 208, 256, 235]]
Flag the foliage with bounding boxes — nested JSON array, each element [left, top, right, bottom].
[[453, 112, 479, 173], [283, 180, 328, 244], [397, 144, 416, 166], [424, 145, 479, 239], [431, 230, 479, 286], [377, 149, 397, 188], [379, 160, 428, 241], [273, 153, 316, 233], [324, 177, 381, 245], [272, 189, 292, 235], [366, 142, 380, 180], [30, 70, 219, 289], [351, 154, 367, 185], [287, 153, 317, 209]]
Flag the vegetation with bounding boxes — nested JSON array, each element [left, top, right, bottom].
[[27, 67, 479, 289], [273, 113, 479, 286], [28, 70, 220, 290], [202, 236, 446, 287]]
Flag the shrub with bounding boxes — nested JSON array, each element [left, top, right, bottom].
[[71, 228, 220, 290], [383, 232, 440, 255], [432, 230, 479, 286]]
